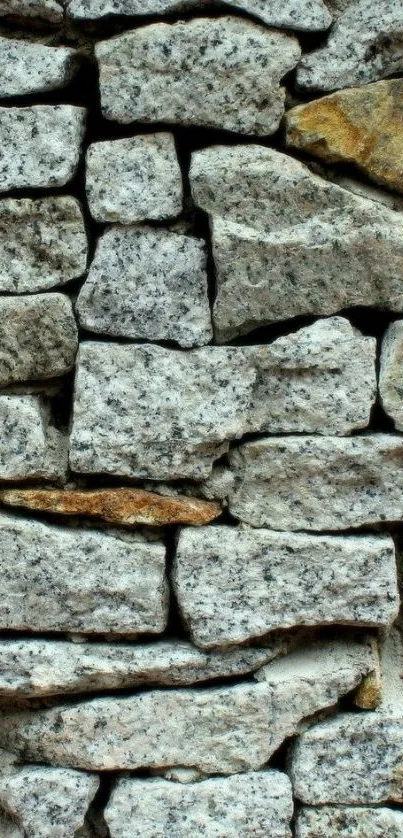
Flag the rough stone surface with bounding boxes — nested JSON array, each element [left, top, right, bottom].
[[190, 145, 403, 339], [296, 807, 403, 837], [229, 435, 403, 530], [76, 227, 212, 347], [0, 0, 63, 22], [0, 811, 22, 838], [0, 106, 86, 192], [0, 396, 67, 482], [286, 80, 403, 194], [0, 197, 87, 293], [96, 18, 301, 135], [0, 294, 78, 386], [297, 0, 403, 90], [0, 640, 373, 772], [0, 37, 77, 98], [86, 134, 182, 224], [380, 320, 403, 430], [0, 512, 168, 635], [105, 771, 293, 838], [174, 527, 398, 647]]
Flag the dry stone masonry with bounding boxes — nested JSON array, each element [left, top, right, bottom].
[[0, 1, 402, 835]]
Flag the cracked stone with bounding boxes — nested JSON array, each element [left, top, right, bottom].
[[0, 395, 67, 482], [0, 36, 78, 98]]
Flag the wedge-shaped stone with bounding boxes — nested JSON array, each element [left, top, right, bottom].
[[76, 227, 212, 347], [0, 37, 77, 98], [229, 435, 403, 530], [105, 771, 293, 838], [297, 0, 403, 90], [380, 321, 403, 430], [286, 80, 403, 194], [0, 106, 86, 192], [174, 527, 398, 647], [0, 396, 67, 482], [296, 807, 403, 838], [0, 198, 87, 293], [0, 512, 167, 634], [0, 0, 63, 22], [0, 640, 373, 772], [96, 18, 300, 135], [0, 295, 78, 385]]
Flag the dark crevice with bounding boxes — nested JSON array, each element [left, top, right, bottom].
[[78, 773, 114, 838]]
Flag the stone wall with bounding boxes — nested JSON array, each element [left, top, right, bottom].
[[0, 1, 402, 836]]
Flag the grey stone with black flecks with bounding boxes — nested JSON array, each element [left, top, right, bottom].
[[0, 37, 78, 98], [0, 395, 67, 482]]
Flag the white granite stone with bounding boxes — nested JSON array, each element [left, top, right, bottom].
[[380, 320, 403, 430], [296, 807, 403, 838], [0, 37, 77, 98], [0, 395, 67, 482]]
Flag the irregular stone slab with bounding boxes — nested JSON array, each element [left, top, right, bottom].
[[229, 435, 403, 530], [0, 396, 67, 482], [174, 527, 398, 647], [296, 807, 403, 838], [96, 18, 300, 135], [0, 0, 63, 23], [0, 512, 167, 635], [297, 0, 403, 90], [76, 227, 212, 347], [286, 80, 403, 194], [380, 321, 403, 430], [0, 37, 77, 99], [0, 106, 86, 192], [190, 144, 403, 339], [86, 134, 182, 224], [0, 639, 373, 772], [0, 198, 87, 293], [105, 771, 293, 838], [0, 295, 78, 385]]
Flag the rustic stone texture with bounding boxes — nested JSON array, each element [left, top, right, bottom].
[[0, 512, 168, 635], [0, 640, 373, 772], [86, 134, 182, 224], [0, 396, 67, 482], [380, 321, 403, 430], [0, 811, 22, 838], [297, 0, 403, 90], [0, 0, 63, 22], [229, 435, 403, 531], [286, 80, 403, 194], [0, 37, 78, 98], [174, 527, 398, 647], [105, 771, 293, 838], [96, 18, 301, 135], [76, 227, 212, 348], [0, 106, 86, 192], [0, 295, 78, 386], [190, 145, 403, 339], [296, 807, 403, 838], [0, 198, 87, 293]]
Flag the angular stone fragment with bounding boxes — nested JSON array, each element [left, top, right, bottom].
[[0, 106, 86, 192], [0, 640, 373, 772], [96, 18, 300, 135], [76, 227, 212, 347], [286, 80, 403, 194], [0, 198, 87, 293], [296, 807, 403, 838], [380, 321, 403, 430], [0, 37, 78, 99], [0, 295, 77, 385], [86, 134, 182, 224], [229, 435, 403, 530], [0, 512, 167, 635], [174, 527, 398, 647], [0, 0, 63, 23], [0, 396, 67, 482], [105, 771, 293, 838], [297, 0, 403, 90]]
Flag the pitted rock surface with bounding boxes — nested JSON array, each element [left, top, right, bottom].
[[0, 37, 78, 98]]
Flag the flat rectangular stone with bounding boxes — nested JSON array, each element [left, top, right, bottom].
[[0, 512, 168, 635], [0, 395, 67, 482], [296, 807, 403, 837], [0, 37, 77, 98]]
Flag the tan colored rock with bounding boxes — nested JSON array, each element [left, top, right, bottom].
[[286, 79, 403, 194]]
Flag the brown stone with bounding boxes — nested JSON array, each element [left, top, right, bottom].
[[0, 488, 222, 527], [285, 79, 403, 194]]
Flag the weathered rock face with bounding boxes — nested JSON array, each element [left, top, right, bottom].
[[0, 0, 63, 22], [0, 396, 67, 482], [0, 37, 77, 98], [174, 527, 398, 647], [228, 435, 403, 530], [86, 134, 182, 224], [105, 771, 293, 838], [380, 321, 403, 430], [0, 198, 87, 293], [76, 227, 212, 347], [286, 80, 403, 194], [96, 18, 301, 135], [0, 810, 22, 838], [0, 512, 168, 634], [296, 807, 403, 838], [0, 640, 373, 772], [0, 295, 78, 385], [0, 106, 86, 191], [190, 144, 403, 339]]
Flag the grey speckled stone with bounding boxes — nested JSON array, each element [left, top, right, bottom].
[[0, 37, 78, 98], [0, 639, 373, 772], [76, 227, 212, 348], [105, 771, 293, 838], [0, 294, 78, 386], [0, 0, 63, 22], [0, 512, 168, 635], [174, 527, 398, 647], [0, 395, 67, 482], [297, 0, 403, 90], [0, 106, 86, 192], [86, 134, 182, 224], [0, 198, 87, 293], [96, 18, 300, 135], [296, 807, 403, 838], [229, 435, 403, 531], [380, 321, 403, 430], [190, 144, 403, 339]]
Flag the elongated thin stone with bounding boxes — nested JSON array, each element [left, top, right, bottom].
[[296, 807, 403, 838], [0, 37, 78, 98], [380, 320, 403, 430], [0, 395, 67, 482]]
